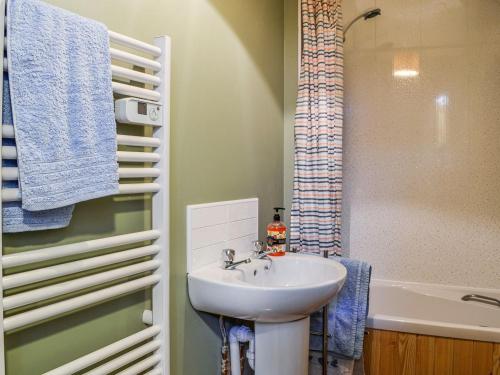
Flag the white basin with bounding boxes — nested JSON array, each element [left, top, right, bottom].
[[187, 253, 347, 323]]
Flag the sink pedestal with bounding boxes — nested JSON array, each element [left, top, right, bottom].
[[254, 317, 309, 375]]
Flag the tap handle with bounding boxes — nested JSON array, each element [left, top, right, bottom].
[[253, 240, 265, 254], [222, 248, 235, 263]]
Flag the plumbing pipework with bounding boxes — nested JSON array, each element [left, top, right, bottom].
[[229, 325, 255, 375]]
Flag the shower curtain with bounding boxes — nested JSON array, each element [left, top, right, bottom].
[[290, 0, 343, 255]]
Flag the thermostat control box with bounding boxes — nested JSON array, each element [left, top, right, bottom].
[[115, 98, 162, 126]]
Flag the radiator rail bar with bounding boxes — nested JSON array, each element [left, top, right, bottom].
[[43, 326, 161, 375], [2, 183, 160, 202], [2, 230, 160, 268], [84, 340, 161, 375], [3, 245, 160, 289], [3, 259, 160, 310], [4, 275, 161, 332]]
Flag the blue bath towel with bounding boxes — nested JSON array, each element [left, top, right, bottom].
[[2, 74, 74, 232], [310, 257, 372, 359], [6, 0, 118, 211]]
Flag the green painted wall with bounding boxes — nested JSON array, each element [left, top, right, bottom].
[[5, 1, 284, 374]]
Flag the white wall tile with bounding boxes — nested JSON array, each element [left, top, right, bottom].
[[228, 217, 258, 240], [229, 200, 258, 221], [191, 243, 225, 271], [191, 223, 227, 249], [187, 198, 258, 272], [226, 233, 258, 259], [191, 205, 228, 229]]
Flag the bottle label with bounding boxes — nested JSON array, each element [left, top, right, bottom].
[[267, 230, 286, 254]]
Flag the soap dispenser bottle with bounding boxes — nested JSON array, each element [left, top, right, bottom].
[[267, 207, 287, 256]]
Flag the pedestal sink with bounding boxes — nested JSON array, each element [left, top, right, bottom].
[[188, 253, 347, 375]]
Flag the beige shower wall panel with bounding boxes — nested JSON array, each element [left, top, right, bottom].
[[342, 0, 500, 288]]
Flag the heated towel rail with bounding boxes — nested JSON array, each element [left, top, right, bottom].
[[0, 1, 170, 373]]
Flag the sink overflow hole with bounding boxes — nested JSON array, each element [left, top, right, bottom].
[[254, 270, 257, 276]]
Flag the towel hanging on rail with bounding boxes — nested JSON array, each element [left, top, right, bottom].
[[2, 73, 74, 232], [6, 0, 118, 211], [310, 257, 371, 359]]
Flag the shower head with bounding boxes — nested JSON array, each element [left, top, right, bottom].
[[363, 8, 382, 20], [344, 8, 382, 42]]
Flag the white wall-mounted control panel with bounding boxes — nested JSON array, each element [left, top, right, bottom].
[[115, 98, 162, 126]]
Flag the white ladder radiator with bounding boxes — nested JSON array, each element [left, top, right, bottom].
[[0, 1, 170, 373]]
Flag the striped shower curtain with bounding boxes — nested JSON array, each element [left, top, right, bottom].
[[290, 0, 343, 255]]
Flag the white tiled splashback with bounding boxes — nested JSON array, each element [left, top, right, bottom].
[[186, 198, 258, 273]]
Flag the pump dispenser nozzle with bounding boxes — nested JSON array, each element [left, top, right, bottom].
[[273, 207, 285, 221]]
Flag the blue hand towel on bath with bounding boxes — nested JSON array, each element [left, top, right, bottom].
[[2, 74, 74, 232], [310, 257, 372, 359], [6, 0, 118, 211]]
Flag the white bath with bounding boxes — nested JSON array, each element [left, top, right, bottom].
[[367, 279, 500, 343]]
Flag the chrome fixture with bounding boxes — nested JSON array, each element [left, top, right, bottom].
[[222, 249, 251, 270], [252, 240, 273, 270], [462, 294, 500, 308], [343, 8, 382, 42]]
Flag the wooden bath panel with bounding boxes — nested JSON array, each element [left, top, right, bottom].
[[363, 329, 500, 375]]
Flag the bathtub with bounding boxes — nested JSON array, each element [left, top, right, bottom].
[[367, 279, 500, 343]]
